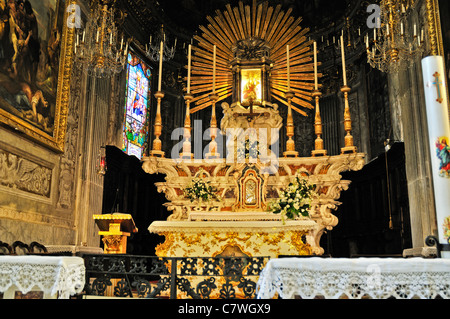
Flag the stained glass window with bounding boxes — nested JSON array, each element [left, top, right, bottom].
[[122, 51, 152, 160]]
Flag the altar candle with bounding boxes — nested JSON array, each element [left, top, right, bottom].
[[82, 30, 85, 43], [287, 44, 290, 90], [158, 41, 163, 92], [96, 29, 99, 43], [213, 45, 216, 93], [187, 44, 192, 94], [314, 41, 318, 91], [340, 35, 347, 86]]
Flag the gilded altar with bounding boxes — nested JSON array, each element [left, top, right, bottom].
[[143, 153, 365, 257], [143, 1, 365, 259]]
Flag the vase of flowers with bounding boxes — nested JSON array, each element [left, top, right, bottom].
[[268, 175, 317, 223], [184, 177, 219, 211]]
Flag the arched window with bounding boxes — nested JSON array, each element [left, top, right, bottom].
[[122, 51, 152, 159]]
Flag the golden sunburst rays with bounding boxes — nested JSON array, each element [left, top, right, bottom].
[[185, 0, 322, 116]]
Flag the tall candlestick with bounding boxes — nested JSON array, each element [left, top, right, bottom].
[[340, 35, 347, 86], [314, 41, 318, 90], [287, 44, 290, 91], [158, 41, 163, 92], [187, 44, 192, 94], [212, 45, 216, 93]]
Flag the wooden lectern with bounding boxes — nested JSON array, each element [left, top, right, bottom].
[[93, 213, 138, 254]]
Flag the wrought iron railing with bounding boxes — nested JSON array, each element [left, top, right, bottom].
[[81, 254, 270, 299]]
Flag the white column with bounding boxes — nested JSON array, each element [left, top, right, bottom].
[[422, 55, 450, 258]]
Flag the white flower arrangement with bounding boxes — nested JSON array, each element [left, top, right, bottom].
[[268, 174, 317, 222], [184, 177, 218, 203]]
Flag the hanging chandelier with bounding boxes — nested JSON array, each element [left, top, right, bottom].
[[145, 25, 177, 62], [74, 0, 129, 78], [365, 0, 424, 73]]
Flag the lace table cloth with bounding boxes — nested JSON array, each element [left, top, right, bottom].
[[256, 257, 450, 299], [0, 256, 85, 299]]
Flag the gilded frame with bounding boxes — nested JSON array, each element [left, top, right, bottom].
[[0, 0, 76, 152]]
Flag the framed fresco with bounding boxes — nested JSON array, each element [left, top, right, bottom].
[[0, 0, 75, 152]]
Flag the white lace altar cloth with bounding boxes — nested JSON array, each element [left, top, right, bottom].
[[256, 257, 450, 299], [0, 256, 85, 299]]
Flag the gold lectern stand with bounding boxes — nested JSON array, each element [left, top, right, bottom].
[[93, 213, 138, 254]]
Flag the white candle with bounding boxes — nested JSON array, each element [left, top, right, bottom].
[[340, 35, 347, 86], [158, 41, 163, 92], [314, 41, 318, 91], [187, 44, 192, 94], [386, 23, 389, 36], [414, 24, 417, 37], [374, 27, 377, 41], [366, 35, 369, 49], [110, 32, 113, 45], [212, 45, 216, 93], [96, 29, 99, 43], [120, 37, 123, 50], [401, 22, 404, 35], [287, 44, 290, 90], [82, 30, 85, 43]]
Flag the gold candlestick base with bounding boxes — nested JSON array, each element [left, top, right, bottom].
[[283, 90, 298, 158], [206, 92, 220, 159], [180, 93, 194, 160], [340, 85, 357, 155], [311, 90, 327, 157], [151, 91, 165, 158], [312, 149, 327, 157]]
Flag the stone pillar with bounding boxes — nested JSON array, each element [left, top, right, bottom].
[[388, 62, 437, 249]]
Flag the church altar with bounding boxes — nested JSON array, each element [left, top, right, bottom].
[[143, 153, 365, 257], [143, 1, 365, 259]]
